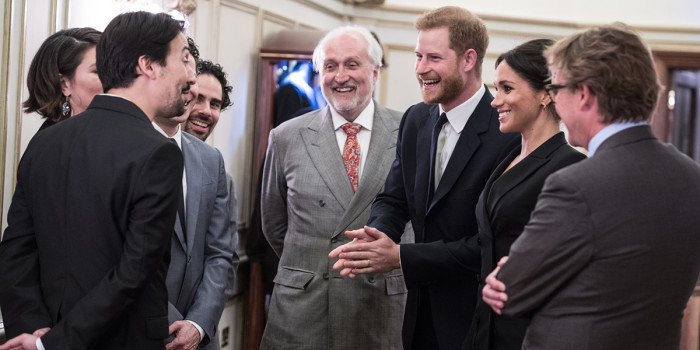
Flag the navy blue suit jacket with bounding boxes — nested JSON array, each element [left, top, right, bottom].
[[369, 88, 519, 349]]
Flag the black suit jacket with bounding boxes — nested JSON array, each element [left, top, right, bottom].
[[499, 125, 700, 349], [0, 95, 183, 349], [369, 88, 519, 349], [464, 132, 585, 350]]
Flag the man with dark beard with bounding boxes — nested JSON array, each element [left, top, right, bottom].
[[330, 6, 518, 349]]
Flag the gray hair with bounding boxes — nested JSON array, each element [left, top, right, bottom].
[[312, 25, 383, 72]]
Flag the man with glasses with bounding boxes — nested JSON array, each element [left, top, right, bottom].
[[482, 23, 700, 349]]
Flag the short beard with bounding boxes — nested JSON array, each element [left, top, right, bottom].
[[420, 71, 463, 106]]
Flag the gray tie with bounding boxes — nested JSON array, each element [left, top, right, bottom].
[[434, 113, 449, 188]]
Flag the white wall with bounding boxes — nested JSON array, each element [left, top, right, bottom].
[[384, 0, 700, 28]]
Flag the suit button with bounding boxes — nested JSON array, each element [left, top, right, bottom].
[[323, 273, 329, 280], [368, 277, 375, 283], [318, 200, 325, 207], [477, 237, 481, 245], [331, 238, 338, 243]]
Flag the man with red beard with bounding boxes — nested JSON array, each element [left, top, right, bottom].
[[330, 6, 518, 349]]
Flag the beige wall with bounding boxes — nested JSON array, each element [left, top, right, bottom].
[[2, 0, 700, 233]]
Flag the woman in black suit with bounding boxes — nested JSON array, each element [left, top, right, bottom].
[[464, 39, 586, 350]]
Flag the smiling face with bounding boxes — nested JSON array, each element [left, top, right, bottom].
[[491, 61, 547, 134], [183, 73, 223, 141], [154, 33, 195, 120], [414, 26, 468, 111], [62, 46, 103, 116], [319, 31, 378, 122]]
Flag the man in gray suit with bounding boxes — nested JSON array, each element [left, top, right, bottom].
[[182, 59, 238, 300], [260, 26, 410, 349], [482, 23, 700, 349], [154, 41, 237, 350]]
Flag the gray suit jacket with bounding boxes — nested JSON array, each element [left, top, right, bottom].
[[499, 125, 700, 349], [260, 104, 412, 349], [166, 132, 238, 349]]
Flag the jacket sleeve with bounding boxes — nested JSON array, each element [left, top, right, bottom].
[[40, 142, 183, 348], [184, 149, 235, 345], [261, 129, 289, 257], [0, 155, 52, 337], [498, 171, 594, 317], [367, 106, 413, 242]]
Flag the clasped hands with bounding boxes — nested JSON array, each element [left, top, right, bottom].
[[328, 226, 401, 277]]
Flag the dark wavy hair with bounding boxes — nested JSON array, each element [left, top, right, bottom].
[[97, 11, 183, 92], [197, 60, 232, 111], [22, 27, 101, 122], [496, 39, 559, 120]]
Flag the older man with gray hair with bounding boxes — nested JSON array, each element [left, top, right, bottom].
[[259, 25, 410, 349]]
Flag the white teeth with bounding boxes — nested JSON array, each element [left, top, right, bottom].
[[335, 87, 354, 92], [499, 112, 509, 117], [423, 79, 438, 85], [192, 120, 208, 128]]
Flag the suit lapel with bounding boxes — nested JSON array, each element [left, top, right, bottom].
[[333, 105, 398, 236], [300, 107, 354, 211], [418, 105, 439, 219], [487, 132, 566, 217], [477, 147, 517, 238], [182, 134, 203, 254], [429, 92, 494, 212]]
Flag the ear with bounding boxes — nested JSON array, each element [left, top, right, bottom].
[[371, 65, 379, 85], [59, 74, 72, 97], [461, 48, 478, 73], [579, 84, 597, 113], [136, 55, 158, 80], [540, 90, 552, 108]]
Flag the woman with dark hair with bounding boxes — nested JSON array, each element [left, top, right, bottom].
[[464, 39, 586, 350], [23, 27, 102, 131]]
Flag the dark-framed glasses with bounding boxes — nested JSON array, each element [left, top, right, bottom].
[[544, 83, 567, 98]]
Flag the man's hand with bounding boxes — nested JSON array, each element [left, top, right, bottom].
[[31, 328, 49, 338], [166, 321, 201, 350], [482, 256, 509, 315], [328, 226, 400, 277], [0, 334, 38, 350]]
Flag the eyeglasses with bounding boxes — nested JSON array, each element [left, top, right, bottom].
[[544, 84, 568, 99]]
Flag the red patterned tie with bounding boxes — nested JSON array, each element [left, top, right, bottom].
[[342, 123, 362, 192]]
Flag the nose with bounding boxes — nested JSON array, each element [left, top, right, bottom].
[[334, 66, 349, 83], [186, 63, 197, 86], [415, 58, 428, 75], [189, 82, 199, 101], [199, 100, 212, 118], [491, 91, 502, 108]]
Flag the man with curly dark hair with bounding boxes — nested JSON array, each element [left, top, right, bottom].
[[183, 60, 232, 142]]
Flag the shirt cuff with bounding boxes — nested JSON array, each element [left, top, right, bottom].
[[36, 338, 46, 350], [186, 320, 204, 343]]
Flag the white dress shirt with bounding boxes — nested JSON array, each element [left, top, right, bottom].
[[330, 100, 375, 182], [437, 84, 486, 173]]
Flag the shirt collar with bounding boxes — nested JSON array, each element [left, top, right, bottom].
[[331, 100, 375, 131], [587, 121, 646, 157], [152, 122, 183, 149], [439, 84, 485, 133]]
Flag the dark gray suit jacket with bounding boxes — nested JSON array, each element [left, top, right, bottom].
[[260, 103, 411, 349], [166, 131, 238, 349], [499, 125, 700, 349]]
